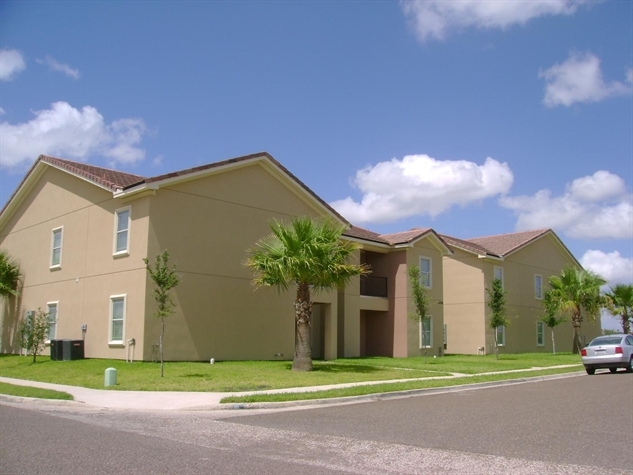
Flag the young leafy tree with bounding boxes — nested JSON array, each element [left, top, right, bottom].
[[408, 264, 431, 362], [547, 266, 606, 354], [20, 308, 50, 363], [604, 284, 633, 334], [246, 216, 369, 371], [487, 278, 508, 360], [0, 249, 21, 299], [143, 250, 181, 377], [540, 291, 567, 355]]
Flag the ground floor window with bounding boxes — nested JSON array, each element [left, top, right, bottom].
[[496, 325, 505, 347], [419, 317, 432, 348], [536, 321, 545, 346], [47, 302, 58, 341], [110, 295, 126, 344]]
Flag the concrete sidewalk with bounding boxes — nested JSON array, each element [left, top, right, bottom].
[[0, 365, 583, 411]]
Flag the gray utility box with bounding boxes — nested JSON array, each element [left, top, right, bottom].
[[50, 339, 83, 361]]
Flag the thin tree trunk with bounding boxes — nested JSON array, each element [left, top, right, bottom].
[[160, 317, 164, 377], [494, 328, 499, 360], [551, 329, 556, 356], [292, 282, 313, 371], [571, 312, 582, 354]]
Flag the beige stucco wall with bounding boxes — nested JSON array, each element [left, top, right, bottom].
[[401, 239, 445, 357], [443, 234, 602, 355], [143, 162, 339, 361], [0, 166, 150, 358], [354, 237, 446, 358]]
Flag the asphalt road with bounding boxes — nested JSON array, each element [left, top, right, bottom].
[[1, 372, 631, 474]]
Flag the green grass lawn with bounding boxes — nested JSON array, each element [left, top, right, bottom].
[[0, 352, 581, 393], [221, 366, 581, 403], [0, 382, 73, 400]]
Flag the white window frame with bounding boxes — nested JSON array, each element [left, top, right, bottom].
[[496, 325, 505, 347], [493, 266, 504, 287], [534, 274, 543, 300], [419, 316, 433, 349], [113, 207, 131, 256], [419, 257, 432, 289], [46, 301, 58, 342], [50, 227, 63, 269], [536, 321, 545, 347], [109, 294, 126, 345]]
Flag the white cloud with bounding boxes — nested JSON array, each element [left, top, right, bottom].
[[400, 0, 587, 42], [0, 107, 5, 116], [540, 52, 632, 107], [37, 55, 80, 79], [0, 48, 26, 81], [500, 171, 632, 240], [330, 154, 513, 224], [580, 250, 632, 285], [0, 101, 147, 168]]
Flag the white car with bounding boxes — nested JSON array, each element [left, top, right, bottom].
[[581, 334, 633, 375]]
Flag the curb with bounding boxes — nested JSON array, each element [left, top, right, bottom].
[[194, 371, 586, 411]]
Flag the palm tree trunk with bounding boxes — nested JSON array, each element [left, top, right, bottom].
[[292, 282, 313, 371], [571, 311, 582, 354], [621, 314, 631, 334]]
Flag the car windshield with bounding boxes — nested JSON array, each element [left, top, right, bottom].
[[588, 336, 623, 346]]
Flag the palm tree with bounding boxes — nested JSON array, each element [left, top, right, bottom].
[[0, 249, 21, 299], [246, 216, 368, 371], [605, 284, 633, 334], [547, 266, 606, 354]]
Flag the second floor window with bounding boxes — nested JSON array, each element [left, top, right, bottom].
[[419, 257, 432, 288], [114, 208, 130, 255], [535, 275, 543, 299], [51, 227, 63, 268], [494, 266, 504, 287]]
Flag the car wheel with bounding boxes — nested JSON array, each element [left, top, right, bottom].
[[609, 367, 618, 373], [626, 357, 633, 373], [585, 367, 595, 375]]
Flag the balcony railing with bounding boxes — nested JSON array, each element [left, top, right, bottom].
[[360, 275, 388, 298]]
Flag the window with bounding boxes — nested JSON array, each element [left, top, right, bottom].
[[47, 302, 58, 341], [113, 207, 131, 255], [109, 295, 126, 344], [496, 325, 505, 346], [419, 317, 432, 348], [50, 227, 63, 268], [534, 274, 543, 300], [536, 321, 544, 346], [494, 266, 504, 285], [419, 257, 432, 288]]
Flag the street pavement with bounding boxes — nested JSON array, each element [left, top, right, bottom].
[[0, 365, 584, 411], [1, 372, 631, 475]]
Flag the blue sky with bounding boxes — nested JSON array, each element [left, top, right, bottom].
[[1, 1, 631, 328]]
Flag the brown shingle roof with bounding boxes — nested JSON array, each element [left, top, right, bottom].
[[343, 226, 389, 244], [42, 155, 145, 191], [440, 234, 498, 257], [343, 227, 451, 251], [467, 229, 551, 256], [441, 229, 552, 257], [380, 228, 433, 245]]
